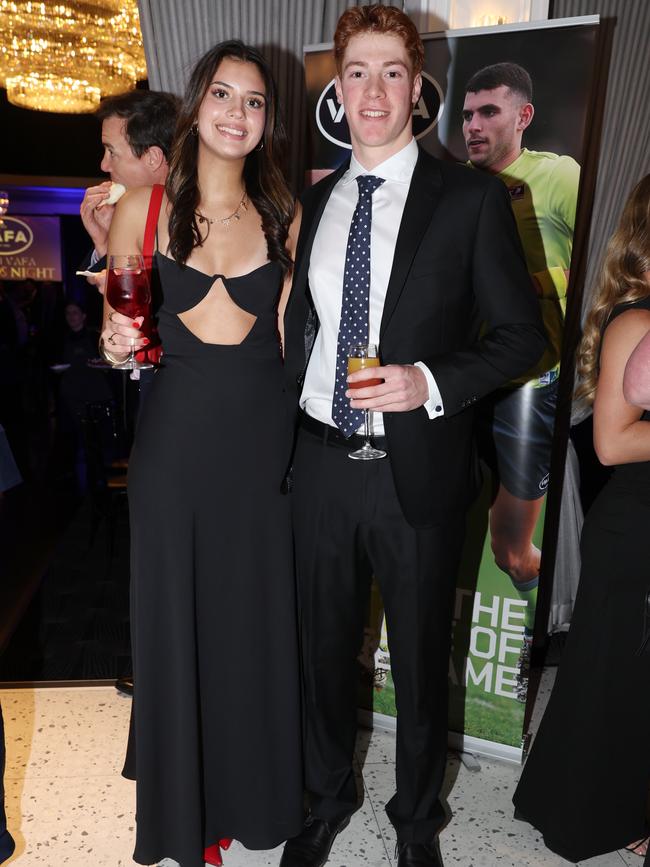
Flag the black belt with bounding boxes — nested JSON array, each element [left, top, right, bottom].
[[299, 411, 388, 450]]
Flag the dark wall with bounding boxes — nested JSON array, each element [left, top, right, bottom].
[[0, 89, 102, 178], [0, 81, 152, 178]]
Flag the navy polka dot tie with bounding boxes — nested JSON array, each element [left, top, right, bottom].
[[332, 174, 385, 437]]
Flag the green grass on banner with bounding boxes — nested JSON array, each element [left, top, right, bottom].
[[366, 481, 547, 750]]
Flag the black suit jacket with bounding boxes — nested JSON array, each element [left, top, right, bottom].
[[78, 249, 107, 274], [284, 147, 546, 528]]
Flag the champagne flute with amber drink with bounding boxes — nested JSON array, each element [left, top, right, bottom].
[[105, 254, 153, 370], [347, 343, 386, 461]]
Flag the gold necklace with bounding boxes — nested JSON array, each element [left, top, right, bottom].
[[196, 192, 247, 228]]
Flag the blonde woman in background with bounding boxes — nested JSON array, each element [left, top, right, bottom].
[[513, 174, 650, 863]]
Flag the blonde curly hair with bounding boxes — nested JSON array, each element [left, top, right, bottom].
[[575, 174, 650, 404]]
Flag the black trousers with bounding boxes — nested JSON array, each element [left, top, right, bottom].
[[292, 425, 465, 844], [0, 704, 15, 864]]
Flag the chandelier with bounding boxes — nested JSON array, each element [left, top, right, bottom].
[[0, 1, 148, 114]]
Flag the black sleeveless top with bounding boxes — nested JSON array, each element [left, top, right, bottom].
[[154, 252, 284, 359]]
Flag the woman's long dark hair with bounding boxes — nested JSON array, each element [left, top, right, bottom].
[[166, 40, 294, 273]]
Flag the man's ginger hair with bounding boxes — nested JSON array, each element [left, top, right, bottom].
[[334, 4, 424, 80]]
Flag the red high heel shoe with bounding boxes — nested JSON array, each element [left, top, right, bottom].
[[204, 839, 233, 866]]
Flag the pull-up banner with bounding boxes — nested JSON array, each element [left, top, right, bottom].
[[304, 15, 600, 757], [0, 216, 62, 281]]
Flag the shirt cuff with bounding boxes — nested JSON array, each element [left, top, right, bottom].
[[414, 361, 444, 418], [90, 248, 100, 267]]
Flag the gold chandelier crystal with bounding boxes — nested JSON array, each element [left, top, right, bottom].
[[0, 1, 148, 113]]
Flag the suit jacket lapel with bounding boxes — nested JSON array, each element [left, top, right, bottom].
[[380, 151, 443, 337], [293, 161, 349, 300]]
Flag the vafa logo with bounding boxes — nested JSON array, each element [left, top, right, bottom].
[[316, 72, 444, 149], [0, 217, 34, 256]]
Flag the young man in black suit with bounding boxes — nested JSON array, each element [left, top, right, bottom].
[[281, 6, 546, 867]]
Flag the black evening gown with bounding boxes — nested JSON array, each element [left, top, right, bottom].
[[513, 298, 650, 861], [123, 253, 303, 867]]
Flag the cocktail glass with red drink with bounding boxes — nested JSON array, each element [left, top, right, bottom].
[[105, 254, 153, 370]]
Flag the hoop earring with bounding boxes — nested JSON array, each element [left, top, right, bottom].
[[255, 139, 264, 151], [190, 122, 198, 136]]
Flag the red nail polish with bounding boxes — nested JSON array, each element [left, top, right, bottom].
[[132, 322, 139, 328], [143, 337, 150, 345], [204, 846, 223, 866]]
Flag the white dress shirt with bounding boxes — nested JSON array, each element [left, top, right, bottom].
[[301, 137, 444, 435]]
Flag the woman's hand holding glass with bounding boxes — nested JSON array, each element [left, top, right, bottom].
[[101, 310, 149, 364], [101, 254, 153, 369]]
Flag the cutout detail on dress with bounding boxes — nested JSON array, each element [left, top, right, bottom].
[[176, 277, 257, 346]]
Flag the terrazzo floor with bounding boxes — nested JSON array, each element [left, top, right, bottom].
[[0, 684, 639, 867]]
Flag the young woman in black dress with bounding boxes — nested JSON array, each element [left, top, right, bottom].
[[99, 41, 303, 867], [513, 174, 650, 861]]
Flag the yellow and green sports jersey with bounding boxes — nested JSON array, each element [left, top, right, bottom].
[[497, 148, 580, 387]]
